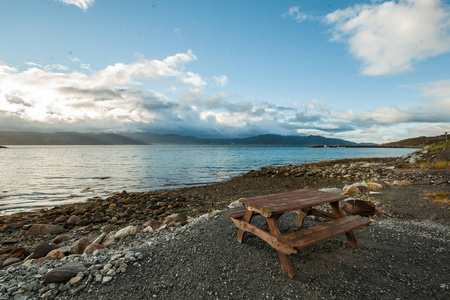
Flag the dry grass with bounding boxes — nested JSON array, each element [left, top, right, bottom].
[[421, 191, 450, 205], [416, 161, 450, 169]]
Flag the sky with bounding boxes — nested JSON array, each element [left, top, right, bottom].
[[0, 0, 449, 143]]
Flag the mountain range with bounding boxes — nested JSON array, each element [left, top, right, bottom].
[[0, 131, 363, 146]]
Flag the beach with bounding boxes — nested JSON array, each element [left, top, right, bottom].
[[0, 154, 449, 299]]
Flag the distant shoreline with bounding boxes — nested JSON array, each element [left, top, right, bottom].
[[310, 145, 421, 149]]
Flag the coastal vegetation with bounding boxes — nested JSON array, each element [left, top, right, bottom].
[[397, 140, 450, 169]]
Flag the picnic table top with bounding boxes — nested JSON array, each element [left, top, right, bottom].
[[239, 189, 347, 215]]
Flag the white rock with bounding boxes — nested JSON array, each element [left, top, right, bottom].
[[102, 276, 113, 284], [114, 226, 139, 239], [143, 226, 154, 232], [228, 199, 244, 208], [367, 182, 383, 191]]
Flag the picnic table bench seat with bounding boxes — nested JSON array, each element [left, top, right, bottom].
[[278, 215, 370, 250], [226, 209, 250, 220]]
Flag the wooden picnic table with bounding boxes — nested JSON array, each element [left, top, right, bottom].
[[227, 189, 370, 278]]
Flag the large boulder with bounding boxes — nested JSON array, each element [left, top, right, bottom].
[[66, 215, 82, 225], [367, 182, 383, 191], [70, 237, 91, 254], [83, 243, 105, 253], [24, 224, 64, 236], [52, 234, 72, 244], [43, 262, 87, 283], [114, 226, 138, 239], [47, 246, 71, 260], [28, 243, 59, 259], [343, 186, 362, 196]]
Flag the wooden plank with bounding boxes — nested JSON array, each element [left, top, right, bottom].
[[227, 209, 249, 219], [267, 216, 295, 278], [236, 210, 254, 243], [231, 218, 297, 255], [309, 208, 339, 220], [278, 216, 370, 250], [295, 209, 310, 226], [240, 189, 347, 215]]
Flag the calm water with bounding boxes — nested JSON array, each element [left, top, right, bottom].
[[0, 145, 413, 215]]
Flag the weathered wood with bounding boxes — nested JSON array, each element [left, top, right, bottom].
[[231, 218, 297, 255], [227, 209, 250, 219], [330, 201, 345, 218], [236, 210, 254, 243], [278, 216, 370, 250], [295, 209, 310, 226], [240, 189, 347, 216], [229, 189, 370, 278], [344, 231, 360, 248], [328, 201, 362, 247], [309, 208, 339, 220], [261, 213, 282, 231], [267, 216, 295, 278], [246, 205, 272, 217]]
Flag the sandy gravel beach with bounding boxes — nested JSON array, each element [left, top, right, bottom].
[[1, 154, 449, 300]]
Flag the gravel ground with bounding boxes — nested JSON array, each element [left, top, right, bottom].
[[2, 157, 448, 300], [58, 186, 450, 300]]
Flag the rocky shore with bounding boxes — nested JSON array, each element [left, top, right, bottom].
[[0, 147, 449, 299]]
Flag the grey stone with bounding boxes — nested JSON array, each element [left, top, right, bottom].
[[70, 237, 90, 254], [24, 224, 64, 236], [2, 257, 21, 268], [28, 243, 59, 259], [43, 262, 87, 283], [51, 234, 72, 244]]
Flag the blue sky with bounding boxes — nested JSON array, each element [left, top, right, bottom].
[[0, 0, 449, 143]]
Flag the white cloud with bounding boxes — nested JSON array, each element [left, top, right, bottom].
[[306, 99, 330, 112], [420, 79, 450, 110], [212, 75, 228, 87], [56, 0, 94, 11], [80, 63, 91, 70], [411, 122, 449, 136], [68, 56, 81, 62], [24, 62, 42, 68], [0, 51, 205, 130], [182, 72, 206, 87], [44, 64, 69, 71], [326, 0, 450, 75], [338, 79, 450, 125], [283, 6, 314, 22]]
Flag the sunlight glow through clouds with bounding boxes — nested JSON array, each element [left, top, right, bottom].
[[0, 51, 202, 127]]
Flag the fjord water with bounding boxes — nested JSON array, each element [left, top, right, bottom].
[[1, 145, 413, 215]]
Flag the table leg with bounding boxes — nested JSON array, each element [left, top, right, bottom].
[[236, 210, 254, 243], [295, 208, 310, 226], [330, 201, 361, 248], [261, 213, 281, 231], [267, 217, 294, 278]]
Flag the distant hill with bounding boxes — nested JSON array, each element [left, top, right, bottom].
[[0, 131, 358, 146], [0, 131, 143, 145], [382, 134, 447, 148], [208, 134, 357, 146]]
